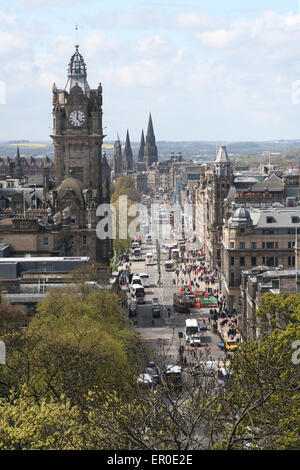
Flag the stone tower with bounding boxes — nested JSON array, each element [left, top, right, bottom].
[[51, 45, 104, 198], [122, 130, 133, 172], [144, 113, 158, 168], [209, 145, 233, 269], [113, 135, 122, 178]]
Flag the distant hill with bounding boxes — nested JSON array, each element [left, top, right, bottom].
[[1, 139, 300, 162]]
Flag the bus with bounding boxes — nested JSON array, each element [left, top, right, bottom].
[[130, 284, 145, 304], [185, 319, 199, 343], [145, 234, 152, 245], [146, 252, 154, 265], [173, 294, 190, 313]]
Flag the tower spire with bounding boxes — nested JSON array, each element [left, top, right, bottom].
[[122, 130, 133, 172], [144, 113, 158, 168], [138, 130, 145, 163]]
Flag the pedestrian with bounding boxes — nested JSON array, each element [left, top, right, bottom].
[[184, 356, 187, 365]]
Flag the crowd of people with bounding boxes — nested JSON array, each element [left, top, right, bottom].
[[172, 256, 240, 342]]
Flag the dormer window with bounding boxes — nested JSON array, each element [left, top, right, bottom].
[[267, 216, 276, 223], [292, 217, 300, 223]]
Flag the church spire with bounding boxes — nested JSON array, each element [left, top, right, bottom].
[[144, 113, 158, 168], [138, 130, 145, 163], [14, 147, 23, 179], [122, 130, 133, 172]]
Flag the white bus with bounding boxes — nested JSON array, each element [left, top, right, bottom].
[[130, 284, 145, 304], [185, 319, 199, 343], [139, 273, 150, 288], [146, 252, 154, 265]]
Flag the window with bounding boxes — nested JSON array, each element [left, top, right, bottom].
[[262, 257, 266, 265], [262, 242, 265, 249], [288, 256, 295, 267], [240, 257, 245, 266], [82, 235, 87, 246], [251, 257, 257, 267], [230, 242, 235, 249], [266, 242, 274, 249], [230, 257, 235, 266], [292, 217, 300, 223], [267, 217, 276, 223], [230, 272, 235, 286], [267, 257, 275, 267], [240, 242, 245, 249], [275, 242, 278, 249], [288, 241, 295, 249], [43, 237, 49, 246], [240, 228, 245, 233], [251, 242, 257, 249]]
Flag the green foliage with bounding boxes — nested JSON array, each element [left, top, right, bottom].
[[0, 387, 87, 450], [0, 289, 137, 409]]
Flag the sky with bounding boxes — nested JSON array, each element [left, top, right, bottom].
[[1, 0, 300, 142]]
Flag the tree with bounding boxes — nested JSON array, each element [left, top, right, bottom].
[[0, 387, 88, 450], [0, 304, 27, 332]]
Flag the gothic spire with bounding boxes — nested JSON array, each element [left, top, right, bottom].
[[144, 113, 158, 167], [138, 130, 145, 163], [14, 147, 23, 179], [122, 130, 133, 172]]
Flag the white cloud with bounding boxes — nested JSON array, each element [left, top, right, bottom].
[[108, 60, 169, 88], [0, 32, 28, 54], [176, 10, 214, 29], [136, 35, 170, 57], [83, 30, 119, 59], [0, 9, 16, 24]]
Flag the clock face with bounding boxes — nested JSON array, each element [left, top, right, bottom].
[[69, 110, 85, 127]]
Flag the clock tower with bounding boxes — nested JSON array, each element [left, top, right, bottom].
[[51, 45, 104, 195]]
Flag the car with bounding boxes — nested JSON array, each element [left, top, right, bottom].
[[152, 306, 161, 318], [198, 319, 208, 331], [225, 340, 239, 351], [145, 367, 160, 384]]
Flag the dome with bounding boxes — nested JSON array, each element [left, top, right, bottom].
[[57, 177, 84, 203], [65, 45, 90, 94], [232, 206, 252, 222]]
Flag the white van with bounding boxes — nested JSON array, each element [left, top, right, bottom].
[[132, 275, 142, 286], [139, 273, 150, 288]]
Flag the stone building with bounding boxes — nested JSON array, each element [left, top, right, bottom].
[[240, 267, 300, 340], [221, 206, 300, 310], [49, 45, 111, 263]]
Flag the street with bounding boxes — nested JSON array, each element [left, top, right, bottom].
[[127, 200, 227, 366]]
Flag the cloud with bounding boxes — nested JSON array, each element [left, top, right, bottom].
[[106, 60, 169, 88], [176, 10, 214, 29], [135, 35, 171, 57], [83, 30, 120, 59], [0, 9, 16, 24], [0, 32, 28, 54]]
